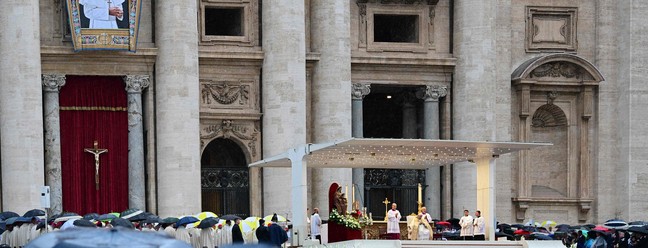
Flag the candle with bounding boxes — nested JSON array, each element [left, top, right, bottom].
[[418, 183, 422, 203], [352, 185, 355, 206]]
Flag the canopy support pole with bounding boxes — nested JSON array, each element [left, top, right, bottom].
[[288, 145, 309, 246], [475, 156, 496, 241]]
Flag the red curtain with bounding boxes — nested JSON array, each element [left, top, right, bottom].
[[60, 76, 129, 215]]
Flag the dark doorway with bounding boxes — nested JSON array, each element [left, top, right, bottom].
[[362, 85, 426, 219], [201, 138, 250, 218]]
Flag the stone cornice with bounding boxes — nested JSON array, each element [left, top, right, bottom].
[[124, 75, 151, 93], [42, 74, 66, 92], [351, 55, 456, 67]]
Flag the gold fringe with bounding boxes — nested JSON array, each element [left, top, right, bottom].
[[60, 106, 127, 112]]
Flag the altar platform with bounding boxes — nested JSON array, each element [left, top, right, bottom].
[[303, 239, 565, 248]]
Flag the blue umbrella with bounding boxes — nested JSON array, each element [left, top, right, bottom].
[[176, 216, 199, 227], [0, 211, 19, 220], [110, 218, 134, 229], [24, 209, 46, 218], [83, 213, 99, 221], [25, 227, 191, 248], [97, 214, 117, 222]]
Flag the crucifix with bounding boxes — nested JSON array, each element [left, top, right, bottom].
[[84, 140, 108, 190], [383, 197, 390, 222]]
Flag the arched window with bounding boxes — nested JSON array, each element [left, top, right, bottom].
[[201, 138, 250, 217]]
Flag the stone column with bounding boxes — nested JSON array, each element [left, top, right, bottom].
[[42, 74, 66, 215], [351, 83, 370, 208], [452, 0, 497, 215], [154, 0, 201, 217], [401, 92, 418, 139], [310, 0, 353, 218], [124, 75, 150, 210], [0, 0, 45, 213], [416, 85, 447, 218], [262, 0, 307, 219]]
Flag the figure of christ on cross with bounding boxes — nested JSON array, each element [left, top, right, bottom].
[[84, 140, 108, 190]]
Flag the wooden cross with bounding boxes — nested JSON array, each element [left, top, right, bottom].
[[84, 140, 108, 190]]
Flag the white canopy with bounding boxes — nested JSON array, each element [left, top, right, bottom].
[[249, 138, 550, 169]]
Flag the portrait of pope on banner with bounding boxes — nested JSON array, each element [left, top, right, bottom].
[[79, 0, 129, 29]]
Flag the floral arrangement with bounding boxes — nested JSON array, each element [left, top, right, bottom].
[[329, 209, 362, 230]]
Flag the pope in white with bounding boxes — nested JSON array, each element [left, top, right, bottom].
[[80, 0, 125, 29]]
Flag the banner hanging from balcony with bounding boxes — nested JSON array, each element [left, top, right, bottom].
[[66, 0, 142, 51]]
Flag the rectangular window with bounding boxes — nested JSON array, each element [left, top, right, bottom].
[[373, 14, 419, 43], [205, 7, 244, 36]]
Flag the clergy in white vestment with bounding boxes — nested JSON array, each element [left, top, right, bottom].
[[199, 227, 214, 248], [387, 203, 402, 240], [310, 208, 322, 243], [189, 227, 201, 248], [79, 0, 126, 29], [222, 222, 233, 245], [175, 225, 192, 244], [163, 224, 176, 237], [213, 226, 224, 247], [473, 210, 486, 240], [459, 210, 474, 240]]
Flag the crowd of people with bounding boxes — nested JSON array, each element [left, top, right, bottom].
[[561, 228, 648, 248], [0, 210, 289, 248]]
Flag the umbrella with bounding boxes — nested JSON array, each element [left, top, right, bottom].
[[160, 217, 180, 225], [604, 220, 628, 229], [495, 232, 513, 238], [111, 218, 134, 229], [24, 209, 46, 218], [514, 229, 531, 236], [629, 221, 648, 227], [127, 212, 151, 222], [142, 216, 162, 224], [531, 233, 554, 240], [263, 214, 286, 222], [593, 225, 610, 232], [436, 221, 451, 227], [120, 209, 143, 220], [221, 215, 242, 221], [0, 211, 19, 220], [83, 213, 99, 221], [541, 220, 557, 228], [197, 217, 219, 229], [176, 216, 199, 227], [54, 215, 82, 223], [25, 226, 192, 248], [511, 224, 525, 229], [5, 217, 18, 225], [555, 224, 571, 230], [97, 214, 117, 222], [73, 219, 96, 228], [627, 226, 648, 235], [583, 224, 596, 229], [196, 212, 218, 220], [525, 220, 541, 227], [241, 217, 261, 233]]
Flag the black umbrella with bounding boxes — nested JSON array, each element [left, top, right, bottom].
[[0, 212, 19, 220], [110, 218, 134, 229], [160, 217, 179, 225], [531, 233, 554, 240], [141, 216, 162, 224], [584, 224, 596, 229], [127, 212, 151, 222], [197, 217, 219, 229], [511, 224, 525, 229], [628, 226, 648, 235], [97, 214, 117, 222], [83, 213, 99, 221], [220, 215, 241, 221], [629, 221, 648, 226], [25, 226, 191, 248], [24, 209, 46, 218], [120, 209, 143, 220], [555, 224, 570, 230], [73, 219, 96, 228]]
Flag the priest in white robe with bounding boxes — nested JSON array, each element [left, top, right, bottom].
[[79, 0, 126, 29], [459, 209, 474, 240], [387, 203, 402, 240]]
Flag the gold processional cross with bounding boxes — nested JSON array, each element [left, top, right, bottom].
[[84, 140, 108, 190], [383, 198, 391, 221]]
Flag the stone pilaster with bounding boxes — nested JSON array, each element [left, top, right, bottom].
[[310, 0, 353, 218], [42, 74, 66, 215], [154, 0, 201, 217], [262, 0, 307, 223], [124, 75, 150, 211], [351, 83, 370, 210], [0, 0, 45, 214], [452, 0, 497, 215], [417, 84, 447, 218]]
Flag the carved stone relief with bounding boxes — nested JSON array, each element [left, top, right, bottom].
[[201, 81, 251, 109], [526, 7, 577, 52], [200, 120, 260, 160]]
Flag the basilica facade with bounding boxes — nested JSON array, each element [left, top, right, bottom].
[[0, 0, 646, 225]]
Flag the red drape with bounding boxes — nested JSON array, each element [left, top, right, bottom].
[[60, 76, 129, 215]]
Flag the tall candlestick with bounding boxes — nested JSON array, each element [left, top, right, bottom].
[[352, 185, 355, 207], [418, 183, 422, 203]]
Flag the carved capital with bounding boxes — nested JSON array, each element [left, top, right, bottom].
[[351, 83, 371, 100], [42, 74, 66, 92], [124, 75, 151, 93], [416, 85, 447, 102]]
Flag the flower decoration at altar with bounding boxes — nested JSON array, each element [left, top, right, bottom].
[[329, 209, 362, 230]]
